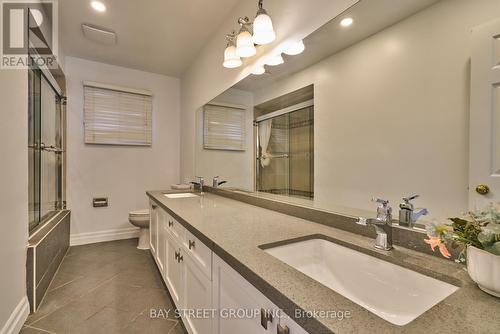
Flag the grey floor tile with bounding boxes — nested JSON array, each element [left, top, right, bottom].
[[72, 307, 139, 334], [24, 239, 187, 334], [48, 272, 84, 292], [19, 326, 54, 334], [121, 314, 178, 334]]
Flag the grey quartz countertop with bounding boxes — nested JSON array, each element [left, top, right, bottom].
[[147, 190, 500, 334]]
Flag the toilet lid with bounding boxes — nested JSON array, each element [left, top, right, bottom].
[[129, 209, 150, 217]]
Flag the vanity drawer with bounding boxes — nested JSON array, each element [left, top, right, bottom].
[[183, 230, 212, 279], [165, 214, 186, 243]]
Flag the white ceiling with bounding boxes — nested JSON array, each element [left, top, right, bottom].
[[59, 0, 242, 77]]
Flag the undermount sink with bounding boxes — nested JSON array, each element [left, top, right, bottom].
[[164, 193, 199, 199], [263, 238, 458, 326]]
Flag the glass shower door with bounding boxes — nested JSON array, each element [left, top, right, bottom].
[[256, 105, 314, 199], [40, 76, 61, 219], [29, 68, 65, 232], [257, 114, 290, 196]]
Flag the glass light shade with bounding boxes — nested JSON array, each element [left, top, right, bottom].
[[236, 30, 256, 58], [266, 54, 284, 66], [251, 65, 265, 75], [223, 45, 242, 68], [283, 40, 305, 56], [340, 17, 354, 27], [252, 13, 276, 45]]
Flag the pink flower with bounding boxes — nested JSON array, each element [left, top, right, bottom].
[[424, 236, 451, 258]]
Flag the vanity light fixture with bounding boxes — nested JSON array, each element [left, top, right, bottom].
[[236, 17, 256, 58], [340, 17, 354, 27], [283, 40, 305, 56], [223, 32, 242, 68], [266, 54, 284, 66], [251, 65, 266, 75], [90, 1, 106, 12], [252, 0, 276, 45]]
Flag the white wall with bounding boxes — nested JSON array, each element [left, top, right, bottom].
[[65, 57, 180, 239], [195, 88, 254, 190], [251, 0, 500, 218], [0, 70, 29, 330], [180, 0, 359, 184]]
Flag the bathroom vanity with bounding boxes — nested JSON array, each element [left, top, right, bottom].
[[147, 190, 499, 334]]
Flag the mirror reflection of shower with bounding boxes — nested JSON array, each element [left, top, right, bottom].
[[255, 86, 314, 199]]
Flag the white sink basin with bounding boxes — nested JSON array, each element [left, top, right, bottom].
[[164, 193, 199, 199], [264, 238, 458, 326]]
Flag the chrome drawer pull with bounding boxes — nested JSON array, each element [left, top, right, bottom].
[[260, 308, 273, 329]]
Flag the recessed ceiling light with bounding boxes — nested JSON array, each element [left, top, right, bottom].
[[340, 17, 353, 27], [91, 1, 106, 13]]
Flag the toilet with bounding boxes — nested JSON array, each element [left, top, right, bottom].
[[128, 209, 150, 250]]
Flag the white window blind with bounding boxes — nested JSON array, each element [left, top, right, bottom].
[[204, 104, 246, 151], [83, 82, 153, 146]]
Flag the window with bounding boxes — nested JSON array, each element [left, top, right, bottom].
[[83, 82, 153, 146], [203, 103, 246, 151]]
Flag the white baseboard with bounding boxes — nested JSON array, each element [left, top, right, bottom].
[[0, 296, 29, 334], [70, 227, 140, 246]]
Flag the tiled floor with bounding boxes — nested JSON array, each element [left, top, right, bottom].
[[22, 239, 187, 334]]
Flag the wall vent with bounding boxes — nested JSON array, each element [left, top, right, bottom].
[[82, 24, 117, 45]]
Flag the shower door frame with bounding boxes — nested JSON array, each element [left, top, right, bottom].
[[254, 99, 314, 196], [28, 62, 67, 234]]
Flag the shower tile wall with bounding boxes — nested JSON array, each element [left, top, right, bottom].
[[289, 107, 314, 197]]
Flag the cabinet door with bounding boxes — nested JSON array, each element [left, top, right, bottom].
[[184, 230, 212, 279], [149, 201, 158, 258], [181, 254, 213, 334], [212, 255, 272, 334], [165, 234, 183, 307], [156, 209, 167, 274]]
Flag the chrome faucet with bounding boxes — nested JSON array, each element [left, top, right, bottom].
[[212, 176, 227, 188], [191, 176, 205, 195], [398, 195, 428, 228], [357, 198, 393, 251]]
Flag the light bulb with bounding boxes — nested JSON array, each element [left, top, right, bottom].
[[283, 40, 305, 56], [340, 17, 353, 27], [251, 65, 265, 75], [223, 44, 242, 68], [266, 54, 283, 66], [236, 29, 256, 58], [252, 11, 276, 45], [91, 1, 106, 12]]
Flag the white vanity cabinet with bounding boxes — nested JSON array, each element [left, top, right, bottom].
[[164, 231, 183, 307], [150, 200, 309, 334], [181, 251, 213, 334], [212, 254, 309, 334], [152, 204, 213, 334], [156, 208, 168, 273], [149, 201, 158, 259]]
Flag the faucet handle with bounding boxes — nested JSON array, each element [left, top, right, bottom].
[[403, 194, 419, 203], [372, 197, 389, 206]]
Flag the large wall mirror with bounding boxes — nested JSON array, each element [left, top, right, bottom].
[[195, 0, 500, 222]]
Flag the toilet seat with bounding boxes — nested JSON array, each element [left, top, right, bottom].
[[129, 209, 149, 217]]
